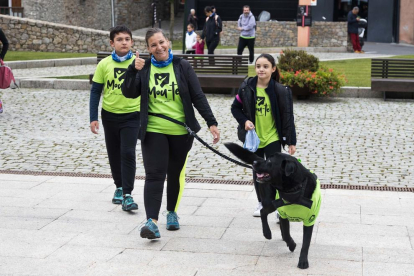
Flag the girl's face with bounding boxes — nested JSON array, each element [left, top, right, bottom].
[[255, 57, 276, 81], [147, 32, 170, 61], [110, 32, 133, 57], [197, 35, 201, 41], [187, 25, 194, 32]]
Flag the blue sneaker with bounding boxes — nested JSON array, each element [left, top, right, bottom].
[[112, 187, 123, 204], [140, 219, 160, 239], [122, 194, 138, 211], [166, 211, 180, 230]]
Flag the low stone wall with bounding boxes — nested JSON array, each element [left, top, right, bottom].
[[221, 21, 348, 48], [0, 15, 146, 53]]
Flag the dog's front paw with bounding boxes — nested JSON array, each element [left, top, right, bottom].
[[297, 258, 309, 269], [285, 238, 296, 252], [263, 229, 272, 240]]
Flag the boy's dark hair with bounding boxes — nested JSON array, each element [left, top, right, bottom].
[[109, 25, 132, 41], [211, 6, 215, 10], [243, 5, 250, 10], [255, 53, 280, 83], [188, 23, 195, 29], [204, 6, 212, 13]]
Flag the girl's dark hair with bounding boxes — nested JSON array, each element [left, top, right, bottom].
[[188, 23, 195, 29], [204, 6, 212, 13], [145, 28, 168, 47], [109, 25, 132, 41], [255, 53, 280, 82]]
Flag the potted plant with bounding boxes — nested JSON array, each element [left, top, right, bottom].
[[278, 49, 346, 98]]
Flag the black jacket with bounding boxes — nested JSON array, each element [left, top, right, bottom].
[[347, 11, 359, 34], [0, 28, 9, 60], [231, 76, 296, 147], [201, 14, 222, 42], [122, 56, 218, 141]]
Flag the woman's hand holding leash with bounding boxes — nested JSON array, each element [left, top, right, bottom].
[[245, 120, 255, 130], [134, 51, 145, 71], [209, 125, 220, 144], [288, 145, 296, 155]]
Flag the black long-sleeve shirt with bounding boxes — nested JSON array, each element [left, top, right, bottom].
[[0, 28, 9, 60]]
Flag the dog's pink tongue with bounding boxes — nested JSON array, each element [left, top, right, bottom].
[[256, 173, 265, 178]]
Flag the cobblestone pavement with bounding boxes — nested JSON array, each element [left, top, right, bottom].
[[1, 88, 413, 187]]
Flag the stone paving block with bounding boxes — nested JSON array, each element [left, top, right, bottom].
[[86, 263, 197, 276], [0, 174, 54, 182], [186, 182, 254, 192], [182, 189, 251, 199], [54, 58, 83, 67], [32, 182, 111, 193], [0, 216, 55, 230], [0, 206, 70, 219], [221, 227, 317, 243], [196, 269, 281, 276], [176, 215, 234, 228], [147, 250, 258, 270], [362, 205, 414, 216], [255, 256, 363, 275], [53, 79, 91, 90], [0, 196, 46, 208], [35, 198, 118, 212], [47, 244, 123, 263], [361, 214, 414, 227], [322, 194, 401, 208], [162, 237, 265, 256], [44, 176, 115, 185], [363, 262, 414, 276], [26, 59, 56, 68], [0, 256, 91, 276], [317, 222, 408, 237], [40, 217, 138, 235], [193, 206, 249, 217], [201, 197, 258, 208], [363, 247, 414, 264], [57, 209, 144, 223], [135, 225, 227, 240], [68, 232, 170, 251], [19, 78, 55, 89], [262, 242, 362, 262], [230, 216, 279, 230], [0, 180, 42, 189]]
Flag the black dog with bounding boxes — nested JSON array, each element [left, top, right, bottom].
[[224, 142, 322, 269]]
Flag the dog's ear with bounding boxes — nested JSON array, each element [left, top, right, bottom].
[[281, 159, 297, 176], [224, 142, 262, 165]]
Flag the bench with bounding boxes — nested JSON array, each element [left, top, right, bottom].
[[371, 58, 414, 100], [90, 52, 248, 92]]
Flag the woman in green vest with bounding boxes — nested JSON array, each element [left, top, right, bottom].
[[122, 28, 220, 239]]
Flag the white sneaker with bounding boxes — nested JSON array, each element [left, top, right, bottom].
[[253, 202, 262, 217]]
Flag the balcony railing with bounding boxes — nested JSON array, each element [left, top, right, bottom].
[[0, 7, 24, 18]]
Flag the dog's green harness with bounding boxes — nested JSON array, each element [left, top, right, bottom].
[[275, 173, 322, 227]]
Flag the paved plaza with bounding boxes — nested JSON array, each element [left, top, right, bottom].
[[1, 173, 414, 276]]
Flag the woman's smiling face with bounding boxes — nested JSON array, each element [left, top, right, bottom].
[[147, 32, 170, 61]]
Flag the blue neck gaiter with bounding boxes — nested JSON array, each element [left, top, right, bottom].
[[111, 50, 133, 62], [151, 49, 174, 68]]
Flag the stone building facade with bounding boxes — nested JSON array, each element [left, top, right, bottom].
[[220, 21, 348, 48], [21, 0, 153, 31], [0, 15, 146, 53]]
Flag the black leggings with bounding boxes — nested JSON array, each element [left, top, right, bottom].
[[102, 111, 139, 195], [141, 132, 194, 220], [237, 37, 255, 63], [253, 141, 281, 202]]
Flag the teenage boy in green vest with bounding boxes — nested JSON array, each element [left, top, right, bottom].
[[89, 25, 140, 211]]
